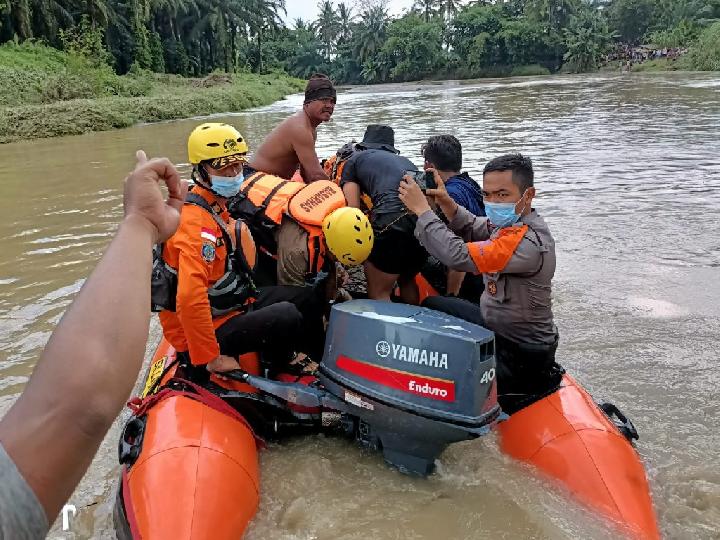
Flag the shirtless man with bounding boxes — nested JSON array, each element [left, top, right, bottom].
[[248, 74, 336, 182]]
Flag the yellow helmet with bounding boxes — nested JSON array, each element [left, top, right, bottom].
[[188, 122, 249, 166], [322, 207, 374, 266]]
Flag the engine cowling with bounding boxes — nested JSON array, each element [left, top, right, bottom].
[[319, 300, 501, 475]]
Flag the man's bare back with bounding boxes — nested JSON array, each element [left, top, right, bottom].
[[249, 74, 336, 182]]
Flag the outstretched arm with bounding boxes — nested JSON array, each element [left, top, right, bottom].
[[0, 151, 187, 522]]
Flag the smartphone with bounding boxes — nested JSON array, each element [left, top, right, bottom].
[[404, 170, 437, 191]]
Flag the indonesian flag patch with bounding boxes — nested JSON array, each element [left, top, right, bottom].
[[200, 227, 217, 243]]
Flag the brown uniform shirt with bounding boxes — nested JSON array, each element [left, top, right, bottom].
[[415, 206, 557, 345]]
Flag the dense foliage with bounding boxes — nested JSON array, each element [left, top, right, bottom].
[[1, 0, 720, 82]]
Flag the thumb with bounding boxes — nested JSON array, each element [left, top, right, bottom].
[[135, 150, 148, 168]]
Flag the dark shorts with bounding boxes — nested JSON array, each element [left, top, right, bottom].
[[368, 227, 428, 276]]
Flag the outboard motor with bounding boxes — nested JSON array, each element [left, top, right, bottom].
[[318, 300, 500, 475], [227, 300, 501, 476]]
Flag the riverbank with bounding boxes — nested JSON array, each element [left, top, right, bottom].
[[0, 43, 304, 144]]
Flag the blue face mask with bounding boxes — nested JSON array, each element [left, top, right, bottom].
[[484, 191, 528, 229], [210, 171, 245, 198]]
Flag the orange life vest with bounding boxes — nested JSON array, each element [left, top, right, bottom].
[[323, 154, 347, 186], [323, 151, 373, 211], [229, 172, 346, 276]]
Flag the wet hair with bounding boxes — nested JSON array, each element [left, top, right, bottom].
[[483, 153, 534, 192], [422, 135, 462, 172]]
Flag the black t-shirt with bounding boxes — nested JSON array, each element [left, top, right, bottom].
[[340, 149, 418, 228]]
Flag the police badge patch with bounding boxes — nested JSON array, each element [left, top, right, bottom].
[[201, 241, 216, 263], [488, 280, 498, 296]]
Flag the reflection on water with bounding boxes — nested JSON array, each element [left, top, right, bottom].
[[1, 72, 719, 539]]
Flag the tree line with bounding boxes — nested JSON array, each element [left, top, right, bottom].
[[2, 0, 720, 81]]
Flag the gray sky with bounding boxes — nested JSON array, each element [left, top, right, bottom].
[[283, 0, 416, 26]]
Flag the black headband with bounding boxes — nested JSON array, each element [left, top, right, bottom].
[[304, 80, 337, 104]]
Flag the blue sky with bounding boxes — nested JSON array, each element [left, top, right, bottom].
[[283, 0, 416, 26]]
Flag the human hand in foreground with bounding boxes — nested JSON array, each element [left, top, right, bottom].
[[399, 174, 432, 216], [424, 169, 459, 221], [123, 150, 188, 243]]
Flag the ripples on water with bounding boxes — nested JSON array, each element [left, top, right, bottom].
[[1, 73, 719, 538]]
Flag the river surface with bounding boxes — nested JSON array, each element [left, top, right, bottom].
[[1, 73, 719, 539]]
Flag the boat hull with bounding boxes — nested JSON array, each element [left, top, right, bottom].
[[115, 341, 261, 540], [497, 374, 660, 539]]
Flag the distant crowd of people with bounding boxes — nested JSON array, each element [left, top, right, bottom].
[[604, 44, 688, 70]]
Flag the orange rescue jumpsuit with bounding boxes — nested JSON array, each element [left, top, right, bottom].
[[159, 188, 239, 366]]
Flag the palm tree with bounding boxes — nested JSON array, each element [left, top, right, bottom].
[[293, 17, 307, 31], [413, 0, 438, 22], [243, 0, 286, 73], [352, 4, 389, 64], [439, 0, 460, 20], [313, 0, 339, 61], [9, 0, 33, 39], [30, 0, 74, 43], [336, 2, 353, 43], [525, 0, 580, 31]]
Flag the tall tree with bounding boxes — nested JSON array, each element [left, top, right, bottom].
[[525, 0, 580, 31], [336, 2, 353, 43], [440, 0, 460, 20], [314, 0, 339, 61], [352, 4, 389, 63], [9, 0, 33, 39], [609, 0, 655, 43], [413, 0, 438, 22]]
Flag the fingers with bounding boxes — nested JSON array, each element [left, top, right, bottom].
[[427, 168, 445, 190], [141, 157, 185, 207], [166, 179, 188, 213], [146, 157, 181, 186]]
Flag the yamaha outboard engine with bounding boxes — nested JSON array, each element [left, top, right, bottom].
[[229, 300, 501, 476], [319, 300, 500, 475]]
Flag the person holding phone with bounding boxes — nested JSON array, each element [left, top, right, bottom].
[[340, 125, 428, 304], [398, 154, 562, 414], [421, 135, 485, 301]]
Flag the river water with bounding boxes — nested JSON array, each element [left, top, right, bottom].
[[1, 73, 719, 539]]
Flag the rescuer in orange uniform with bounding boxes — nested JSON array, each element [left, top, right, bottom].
[[158, 123, 303, 376]]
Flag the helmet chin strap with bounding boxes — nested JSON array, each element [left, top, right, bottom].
[[193, 165, 223, 198]]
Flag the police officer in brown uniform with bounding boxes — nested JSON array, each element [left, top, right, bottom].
[[399, 153, 562, 414]]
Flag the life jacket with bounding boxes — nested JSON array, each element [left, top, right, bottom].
[[151, 192, 257, 317], [228, 172, 346, 278], [323, 141, 356, 185], [323, 144, 374, 212]]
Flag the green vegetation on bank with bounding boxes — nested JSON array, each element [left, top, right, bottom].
[[3, 0, 720, 86], [2, 0, 720, 142], [0, 42, 303, 143]]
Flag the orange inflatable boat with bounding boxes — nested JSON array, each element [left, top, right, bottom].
[[114, 297, 659, 539], [114, 300, 503, 539], [113, 342, 265, 540], [498, 374, 660, 539]]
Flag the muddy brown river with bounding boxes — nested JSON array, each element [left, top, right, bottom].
[[1, 73, 719, 539]]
